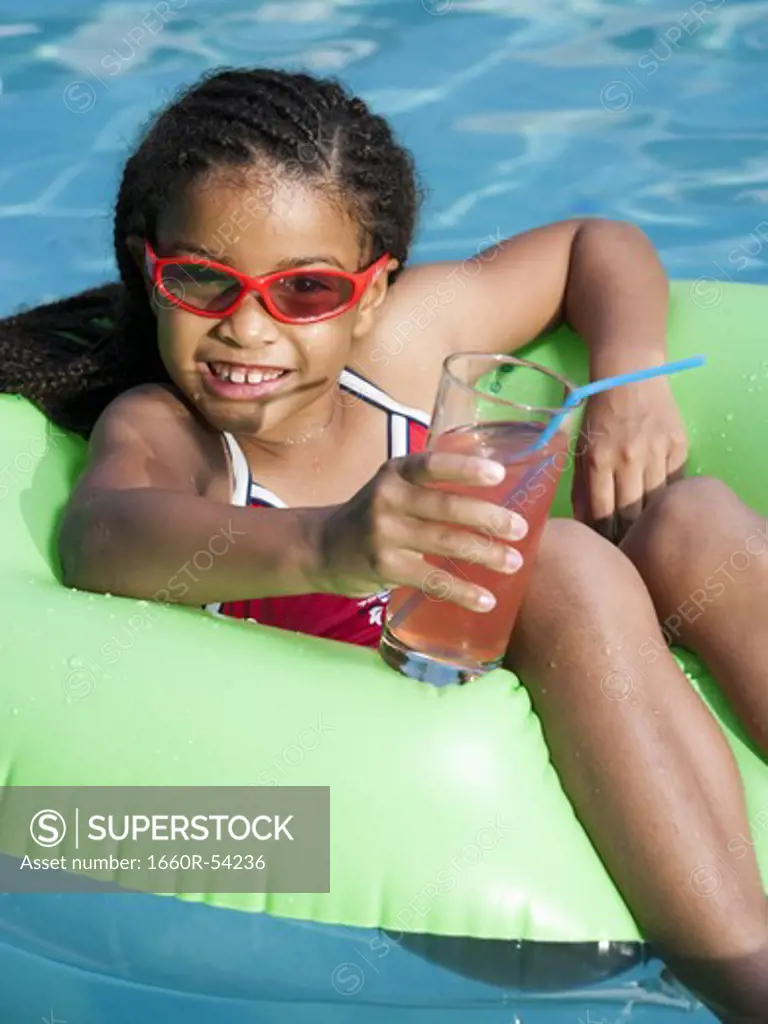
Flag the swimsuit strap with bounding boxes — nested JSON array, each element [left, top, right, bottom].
[[221, 368, 431, 504], [221, 431, 251, 507], [339, 367, 431, 459], [338, 367, 431, 424], [221, 432, 286, 508]]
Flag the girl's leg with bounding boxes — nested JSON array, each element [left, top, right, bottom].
[[621, 475, 768, 751], [504, 518, 768, 1023]]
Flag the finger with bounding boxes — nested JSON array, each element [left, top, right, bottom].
[[388, 515, 524, 576], [667, 440, 688, 484], [398, 481, 528, 541], [587, 466, 617, 541], [642, 448, 671, 508], [571, 461, 588, 523], [399, 451, 506, 488], [383, 551, 497, 614], [615, 461, 646, 537]]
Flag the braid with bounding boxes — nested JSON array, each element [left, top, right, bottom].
[[0, 66, 423, 437], [0, 284, 165, 436]]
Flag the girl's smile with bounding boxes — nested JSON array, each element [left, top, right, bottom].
[[200, 360, 293, 401]]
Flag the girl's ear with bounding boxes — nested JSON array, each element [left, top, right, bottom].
[[352, 256, 399, 339]]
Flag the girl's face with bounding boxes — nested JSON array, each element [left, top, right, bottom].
[[142, 170, 394, 440]]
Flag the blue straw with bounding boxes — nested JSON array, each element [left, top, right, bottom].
[[532, 354, 707, 452], [388, 354, 707, 634]]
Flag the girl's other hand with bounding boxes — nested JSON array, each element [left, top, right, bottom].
[[571, 377, 689, 543], [316, 453, 528, 611]]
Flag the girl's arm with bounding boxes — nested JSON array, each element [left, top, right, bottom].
[[388, 218, 685, 540], [392, 218, 669, 368], [58, 388, 328, 604], [59, 387, 525, 611]]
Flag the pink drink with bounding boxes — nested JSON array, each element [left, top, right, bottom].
[[385, 421, 569, 670]]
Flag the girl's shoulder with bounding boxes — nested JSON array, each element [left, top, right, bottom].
[[355, 262, 467, 410], [98, 381, 203, 431], [89, 383, 226, 497]]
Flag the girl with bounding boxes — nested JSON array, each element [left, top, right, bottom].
[[2, 68, 768, 1022]]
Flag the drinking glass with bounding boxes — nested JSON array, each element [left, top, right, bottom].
[[379, 353, 581, 686]]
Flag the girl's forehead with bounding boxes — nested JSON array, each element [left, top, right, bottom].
[[156, 172, 363, 273]]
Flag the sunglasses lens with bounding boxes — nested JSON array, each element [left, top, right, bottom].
[[159, 263, 242, 313], [268, 273, 354, 320]]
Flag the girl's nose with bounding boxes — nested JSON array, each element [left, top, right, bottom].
[[223, 291, 279, 346]]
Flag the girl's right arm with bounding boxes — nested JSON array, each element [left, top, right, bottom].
[[59, 387, 528, 610], [58, 387, 328, 604]]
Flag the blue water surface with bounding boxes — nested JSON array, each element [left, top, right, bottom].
[[1, 1, 766, 1022], [1, 0, 768, 316]]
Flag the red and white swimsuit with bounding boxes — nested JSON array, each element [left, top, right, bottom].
[[206, 368, 431, 648]]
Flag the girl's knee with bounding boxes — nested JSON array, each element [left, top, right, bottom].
[[538, 517, 617, 572], [649, 476, 736, 530], [527, 517, 642, 610], [510, 518, 655, 671], [620, 478, 768, 625], [621, 477, 737, 579]]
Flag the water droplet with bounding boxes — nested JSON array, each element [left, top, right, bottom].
[[66, 656, 84, 669], [188, 739, 194, 746], [725, 445, 733, 453], [10, 708, 19, 716], [725, 413, 734, 422], [749, 373, 758, 382], [719, 432, 726, 439], [46, 607, 53, 614]]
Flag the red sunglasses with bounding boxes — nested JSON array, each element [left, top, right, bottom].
[[144, 242, 391, 325]]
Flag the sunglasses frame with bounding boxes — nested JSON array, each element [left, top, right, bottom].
[[144, 241, 391, 324]]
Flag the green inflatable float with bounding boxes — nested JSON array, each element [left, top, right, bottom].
[[0, 280, 767, 1018]]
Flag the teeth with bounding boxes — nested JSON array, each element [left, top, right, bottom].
[[247, 370, 270, 384], [210, 363, 285, 385]]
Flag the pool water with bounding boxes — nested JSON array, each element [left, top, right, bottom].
[[0, 1, 765, 1021], [1, 0, 768, 316]]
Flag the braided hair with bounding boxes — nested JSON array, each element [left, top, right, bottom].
[[0, 67, 423, 436]]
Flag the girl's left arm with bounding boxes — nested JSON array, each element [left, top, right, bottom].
[[407, 218, 687, 542]]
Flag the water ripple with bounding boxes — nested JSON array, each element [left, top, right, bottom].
[[2, 0, 768, 314]]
